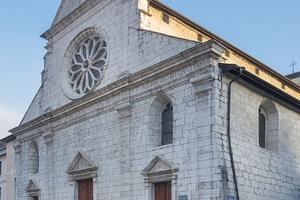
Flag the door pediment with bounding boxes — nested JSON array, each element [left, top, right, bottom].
[[25, 179, 40, 196], [143, 156, 178, 176], [67, 152, 98, 180]]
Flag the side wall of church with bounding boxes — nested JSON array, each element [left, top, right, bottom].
[[214, 75, 300, 199]]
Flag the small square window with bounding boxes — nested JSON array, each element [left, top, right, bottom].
[[162, 13, 170, 24]]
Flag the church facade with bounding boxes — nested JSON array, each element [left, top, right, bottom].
[[10, 0, 300, 200]]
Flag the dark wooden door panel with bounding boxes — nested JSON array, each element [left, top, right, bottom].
[[155, 182, 171, 200], [78, 179, 93, 200]]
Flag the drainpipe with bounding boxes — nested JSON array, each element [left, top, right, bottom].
[[226, 67, 244, 200]]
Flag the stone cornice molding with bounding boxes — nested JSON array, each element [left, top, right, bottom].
[[190, 71, 217, 95], [10, 40, 224, 135], [14, 142, 22, 154], [116, 102, 132, 119], [43, 129, 54, 144]]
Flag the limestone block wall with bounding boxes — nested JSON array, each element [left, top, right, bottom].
[[16, 54, 227, 200], [214, 75, 300, 200]]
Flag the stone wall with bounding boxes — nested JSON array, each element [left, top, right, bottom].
[[16, 51, 225, 200], [21, 0, 198, 124], [214, 75, 300, 199]]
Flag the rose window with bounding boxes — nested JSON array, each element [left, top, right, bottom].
[[69, 35, 107, 95]]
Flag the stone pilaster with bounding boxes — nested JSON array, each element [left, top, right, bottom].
[[116, 97, 132, 199], [43, 130, 54, 200], [14, 142, 22, 200]]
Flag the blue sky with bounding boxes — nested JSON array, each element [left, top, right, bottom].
[[0, 0, 299, 137]]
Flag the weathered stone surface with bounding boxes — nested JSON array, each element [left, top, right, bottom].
[[12, 0, 300, 200]]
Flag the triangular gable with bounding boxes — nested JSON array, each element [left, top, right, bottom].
[[25, 180, 40, 193], [20, 86, 44, 125], [130, 30, 199, 72], [143, 156, 177, 176], [67, 152, 97, 174], [52, 0, 88, 26]]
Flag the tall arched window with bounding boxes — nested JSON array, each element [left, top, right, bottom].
[[259, 107, 266, 148], [28, 141, 39, 174], [258, 100, 279, 151], [148, 94, 174, 147], [161, 103, 173, 145]]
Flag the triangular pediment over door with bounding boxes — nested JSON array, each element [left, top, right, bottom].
[[67, 152, 98, 180], [25, 179, 40, 197], [142, 156, 178, 183]]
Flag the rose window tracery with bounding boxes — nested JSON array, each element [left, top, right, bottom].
[[69, 35, 107, 95]]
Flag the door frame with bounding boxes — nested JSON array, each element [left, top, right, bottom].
[[71, 177, 97, 200]]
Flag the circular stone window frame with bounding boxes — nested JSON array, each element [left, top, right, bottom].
[[62, 27, 109, 100]]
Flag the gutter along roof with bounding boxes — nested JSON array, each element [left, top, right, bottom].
[[219, 63, 300, 113]]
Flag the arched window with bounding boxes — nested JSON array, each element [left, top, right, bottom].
[[258, 100, 279, 150], [28, 141, 39, 174], [148, 94, 174, 146], [259, 107, 266, 148], [161, 103, 173, 145]]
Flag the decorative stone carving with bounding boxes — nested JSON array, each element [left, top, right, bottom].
[[67, 152, 98, 180], [116, 101, 132, 119], [142, 156, 178, 184], [62, 28, 109, 100], [43, 129, 54, 144], [69, 34, 107, 96], [190, 69, 217, 95], [25, 179, 40, 197]]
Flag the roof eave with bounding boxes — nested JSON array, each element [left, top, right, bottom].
[[220, 63, 300, 113], [150, 0, 300, 93]]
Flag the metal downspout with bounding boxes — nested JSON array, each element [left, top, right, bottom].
[[226, 67, 244, 200]]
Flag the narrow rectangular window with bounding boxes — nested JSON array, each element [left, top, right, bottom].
[[259, 111, 266, 148], [0, 161, 2, 175], [14, 178, 17, 198], [161, 103, 173, 145]]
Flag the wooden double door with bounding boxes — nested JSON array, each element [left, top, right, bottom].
[[78, 179, 93, 200], [155, 182, 171, 200]]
